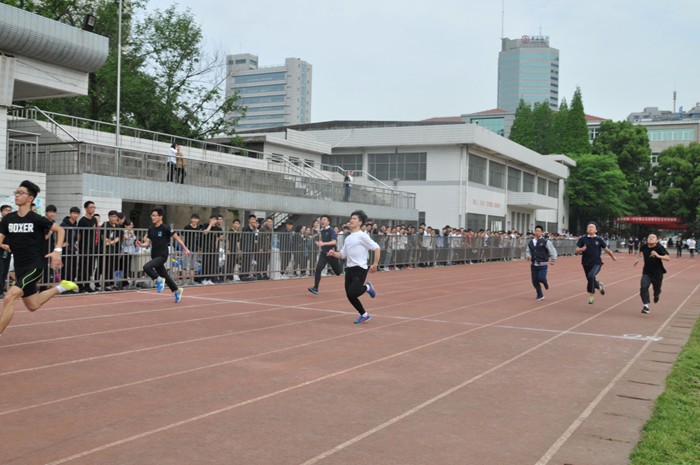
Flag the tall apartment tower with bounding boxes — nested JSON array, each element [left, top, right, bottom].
[[226, 53, 312, 130], [497, 36, 559, 112]]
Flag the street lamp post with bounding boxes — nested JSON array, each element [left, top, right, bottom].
[[115, 0, 123, 176]]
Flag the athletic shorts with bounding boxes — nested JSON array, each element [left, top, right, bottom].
[[181, 252, 198, 270], [14, 267, 44, 298]]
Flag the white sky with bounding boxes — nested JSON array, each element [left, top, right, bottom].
[[144, 0, 699, 122]]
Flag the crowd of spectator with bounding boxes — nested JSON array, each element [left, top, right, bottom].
[[2, 201, 693, 295]]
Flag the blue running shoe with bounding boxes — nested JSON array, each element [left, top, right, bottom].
[[366, 281, 376, 298], [354, 314, 371, 324], [174, 288, 183, 303], [156, 277, 165, 293], [307, 287, 318, 295]]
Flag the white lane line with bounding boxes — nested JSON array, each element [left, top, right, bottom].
[[534, 280, 700, 465]]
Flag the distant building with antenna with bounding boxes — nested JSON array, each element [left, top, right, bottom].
[[497, 35, 559, 113]]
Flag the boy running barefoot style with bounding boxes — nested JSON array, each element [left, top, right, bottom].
[[136, 208, 190, 303], [0, 181, 78, 335], [326, 210, 380, 324]]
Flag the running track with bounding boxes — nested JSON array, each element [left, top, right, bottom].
[[1, 253, 698, 465]]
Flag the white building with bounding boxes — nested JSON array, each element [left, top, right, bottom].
[[243, 122, 575, 234], [226, 54, 312, 131], [0, 3, 108, 209]]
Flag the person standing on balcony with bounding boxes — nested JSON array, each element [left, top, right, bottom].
[[175, 144, 186, 184], [343, 170, 353, 202], [167, 143, 178, 182], [0, 180, 78, 335]]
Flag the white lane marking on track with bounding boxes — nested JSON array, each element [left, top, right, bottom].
[[533, 281, 700, 465]]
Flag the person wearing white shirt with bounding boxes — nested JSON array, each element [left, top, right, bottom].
[[327, 210, 380, 324]]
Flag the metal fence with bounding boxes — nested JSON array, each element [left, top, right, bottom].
[[1, 228, 578, 292]]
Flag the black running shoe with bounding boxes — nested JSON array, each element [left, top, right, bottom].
[[641, 305, 650, 314]]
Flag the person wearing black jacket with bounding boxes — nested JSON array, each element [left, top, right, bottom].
[[634, 234, 670, 314], [575, 222, 617, 305], [308, 215, 343, 295], [59, 207, 80, 284], [240, 214, 259, 281], [525, 226, 558, 301]]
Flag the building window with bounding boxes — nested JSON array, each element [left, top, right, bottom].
[[489, 161, 505, 189], [537, 176, 547, 195], [368, 152, 427, 181], [466, 213, 486, 231], [321, 154, 363, 173], [507, 167, 521, 192], [233, 72, 286, 84], [236, 84, 286, 94], [647, 128, 695, 141], [238, 95, 285, 105], [548, 180, 558, 198], [523, 172, 535, 192], [468, 154, 487, 184], [488, 215, 505, 232]]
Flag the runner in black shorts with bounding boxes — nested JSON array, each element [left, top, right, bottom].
[[0, 180, 78, 335]]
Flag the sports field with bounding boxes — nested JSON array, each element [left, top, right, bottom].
[[1, 253, 698, 465]]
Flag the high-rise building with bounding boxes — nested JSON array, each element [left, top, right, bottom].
[[226, 54, 312, 130], [497, 36, 559, 113]]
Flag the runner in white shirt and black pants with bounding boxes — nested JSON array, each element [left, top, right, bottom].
[[327, 210, 381, 324]]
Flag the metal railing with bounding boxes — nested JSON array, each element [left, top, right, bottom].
[[6, 142, 415, 208], [7, 228, 578, 292]]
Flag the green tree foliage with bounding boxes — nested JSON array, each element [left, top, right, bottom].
[[653, 143, 700, 229], [531, 101, 553, 155], [592, 120, 653, 214], [133, 5, 244, 139], [509, 88, 590, 156], [561, 88, 591, 155], [549, 98, 568, 154], [508, 99, 534, 149], [566, 153, 632, 233], [6, 0, 243, 140]]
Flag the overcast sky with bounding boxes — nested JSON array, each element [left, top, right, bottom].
[[144, 0, 699, 123]]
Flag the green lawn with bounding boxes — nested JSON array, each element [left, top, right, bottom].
[[629, 316, 700, 465]]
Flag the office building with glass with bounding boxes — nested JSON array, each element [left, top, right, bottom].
[[498, 36, 559, 113], [226, 54, 312, 130]]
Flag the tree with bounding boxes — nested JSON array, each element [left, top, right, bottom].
[[531, 101, 554, 155], [592, 120, 653, 214], [509, 99, 535, 150], [549, 98, 569, 154], [9, 0, 244, 141], [133, 5, 244, 139], [653, 143, 700, 229], [560, 87, 590, 155], [566, 153, 632, 233]]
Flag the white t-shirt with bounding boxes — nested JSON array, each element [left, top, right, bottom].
[[339, 231, 380, 268], [167, 146, 177, 164]]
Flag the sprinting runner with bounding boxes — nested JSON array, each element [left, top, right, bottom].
[[0, 180, 78, 335], [326, 210, 380, 324], [634, 233, 670, 314], [575, 222, 617, 304], [525, 225, 557, 301], [136, 208, 190, 303], [307, 214, 343, 295]]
